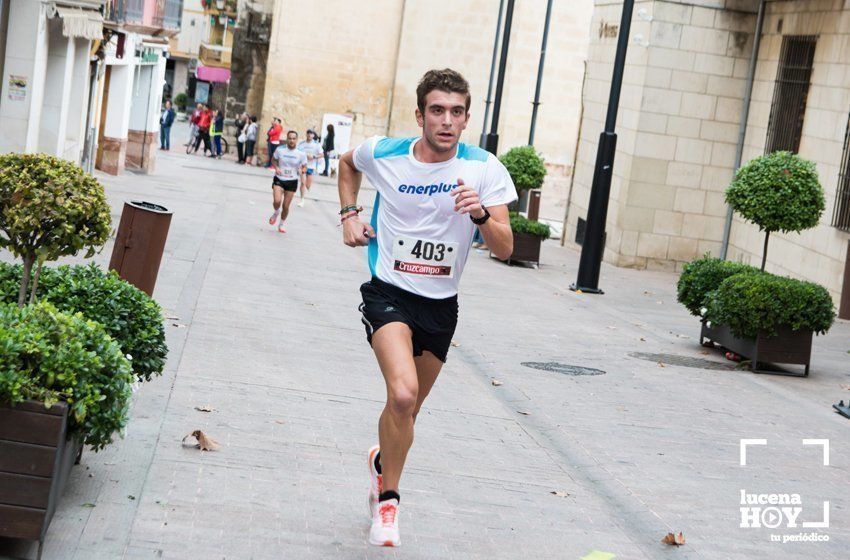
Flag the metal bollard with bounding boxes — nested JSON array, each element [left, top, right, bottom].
[[109, 201, 172, 297]]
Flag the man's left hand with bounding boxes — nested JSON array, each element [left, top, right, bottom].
[[450, 178, 486, 220]]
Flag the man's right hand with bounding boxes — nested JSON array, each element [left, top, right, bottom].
[[343, 216, 374, 247]]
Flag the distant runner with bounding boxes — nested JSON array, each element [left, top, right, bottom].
[[268, 130, 307, 233]]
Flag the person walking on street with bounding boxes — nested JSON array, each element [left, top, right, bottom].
[[244, 115, 258, 165], [268, 130, 307, 233], [296, 128, 323, 207], [235, 112, 248, 164], [321, 123, 335, 176], [160, 100, 175, 150], [337, 68, 517, 547], [266, 117, 283, 168], [193, 104, 213, 155], [211, 109, 225, 159]]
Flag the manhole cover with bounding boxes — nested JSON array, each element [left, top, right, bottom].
[[628, 352, 735, 371], [521, 362, 606, 376]]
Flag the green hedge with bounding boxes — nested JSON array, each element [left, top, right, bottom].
[[0, 263, 167, 382], [676, 256, 758, 315], [0, 302, 134, 450], [509, 212, 551, 238], [499, 146, 546, 191], [705, 272, 835, 339]]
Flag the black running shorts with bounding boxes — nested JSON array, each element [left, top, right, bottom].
[[272, 176, 298, 192], [359, 277, 459, 363]]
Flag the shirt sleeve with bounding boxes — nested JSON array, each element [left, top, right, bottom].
[[352, 136, 381, 178], [478, 154, 519, 208]]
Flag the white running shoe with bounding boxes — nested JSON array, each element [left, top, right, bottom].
[[297, 200, 305, 207], [369, 498, 400, 547], [367, 445, 382, 518]]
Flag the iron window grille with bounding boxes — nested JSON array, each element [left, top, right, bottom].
[[832, 113, 850, 231], [764, 35, 817, 154]]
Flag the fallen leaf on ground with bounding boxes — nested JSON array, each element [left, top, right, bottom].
[[576, 289, 583, 294], [127, 495, 136, 501], [451, 340, 460, 347], [274, 420, 285, 424], [81, 503, 96, 508], [517, 410, 531, 416], [643, 291, 653, 296], [658, 362, 666, 368], [491, 379, 503, 386], [639, 337, 646, 342], [194, 405, 215, 412], [164, 314, 179, 320], [841, 384, 850, 391], [661, 532, 686, 546], [172, 323, 187, 328], [676, 334, 691, 339], [550, 491, 570, 497], [182, 430, 220, 451]]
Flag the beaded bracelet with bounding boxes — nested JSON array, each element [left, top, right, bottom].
[[339, 205, 362, 216]]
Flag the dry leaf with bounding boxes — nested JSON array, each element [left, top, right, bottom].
[[639, 337, 646, 342], [194, 405, 215, 412], [451, 340, 460, 347], [661, 532, 686, 546], [676, 334, 691, 339], [172, 323, 187, 328], [658, 362, 666, 368], [550, 491, 570, 497], [840, 384, 850, 391], [517, 410, 531, 416], [164, 314, 180, 320], [491, 379, 503, 386], [576, 289, 583, 294], [274, 420, 285, 424], [182, 430, 220, 451]]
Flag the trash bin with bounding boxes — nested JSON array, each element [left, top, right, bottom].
[[109, 201, 172, 297]]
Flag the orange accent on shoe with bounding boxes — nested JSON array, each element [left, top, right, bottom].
[[278, 225, 286, 233], [377, 475, 382, 495], [383, 541, 393, 547], [379, 503, 397, 526]]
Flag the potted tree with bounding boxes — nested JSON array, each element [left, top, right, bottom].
[[676, 152, 834, 376], [495, 146, 550, 266]]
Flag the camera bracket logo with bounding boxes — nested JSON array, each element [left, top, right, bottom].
[[739, 439, 830, 543]]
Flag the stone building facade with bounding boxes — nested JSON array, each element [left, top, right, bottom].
[[565, 0, 850, 307]]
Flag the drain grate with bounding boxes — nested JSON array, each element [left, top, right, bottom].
[[628, 352, 735, 371], [521, 362, 606, 376]]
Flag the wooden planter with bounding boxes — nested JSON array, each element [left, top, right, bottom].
[[0, 400, 82, 559], [492, 231, 543, 267], [700, 321, 812, 377]]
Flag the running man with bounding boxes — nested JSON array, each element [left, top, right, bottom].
[[337, 68, 517, 547], [296, 129, 323, 207], [269, 130, 307, 233]]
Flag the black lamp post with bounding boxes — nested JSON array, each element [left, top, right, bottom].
[[570, 0, 635, 294], [481, 0, 516, 156]]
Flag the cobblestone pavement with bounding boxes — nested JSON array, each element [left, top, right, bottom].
[[1, 138, 848, 559]]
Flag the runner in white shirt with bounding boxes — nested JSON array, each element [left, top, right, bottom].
[[296, 130, 323, 207], [337, 68, 517, 547], [268, 130, 307, 233]]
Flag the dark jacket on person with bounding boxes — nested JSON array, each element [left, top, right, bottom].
[[161, 107, 175, 127], [322, 132, 334, 152]]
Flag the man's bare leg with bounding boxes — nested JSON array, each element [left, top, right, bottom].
[[372, 323, 419, 493], [412, 351, 443, 422], [278, 191, 296, 231], [269, 185, 283, 224], [299, 174, 313, 206]]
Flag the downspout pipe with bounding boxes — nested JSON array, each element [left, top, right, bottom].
[[720, 0, 766, 260]]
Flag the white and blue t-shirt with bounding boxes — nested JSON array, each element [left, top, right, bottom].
[[297, 139, 323, 171], [272, 145, 307, 181], [353, 136, 517, 299]]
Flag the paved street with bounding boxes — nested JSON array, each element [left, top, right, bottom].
[[1, 135, 848, 560]]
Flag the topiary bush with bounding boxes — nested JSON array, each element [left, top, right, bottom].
[[0, 262, 167, 382], [704, 272, 835, 339], [0, 302, 134, 451], [726, 151, 824, 270], [499, 146, 547, 192], [0, 154, 111, 306], [676, 256, 758, 316], [174, 92, 188, 112], [509, 212, 551, 238]]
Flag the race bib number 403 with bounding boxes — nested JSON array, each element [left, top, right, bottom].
[[392, 236, 458, 278]]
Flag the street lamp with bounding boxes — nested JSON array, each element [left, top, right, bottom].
[[481, 0, 516, 156], [570, 0, 635, 294]]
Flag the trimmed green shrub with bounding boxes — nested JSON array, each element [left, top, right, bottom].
[[705, 272, 835, 339], [509, 212, 551, 238], [174, 92, 188, 111], [726, 151, 824, 270], [0, 153, 111, 306], [0, 302, 134, 451], [676, 256, 758, 316], [499, 146, 547, 192], [0, 263, 167, 382]]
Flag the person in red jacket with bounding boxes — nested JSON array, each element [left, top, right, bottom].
[[265, 117, 283, 168], [192, 104, 214, 156]]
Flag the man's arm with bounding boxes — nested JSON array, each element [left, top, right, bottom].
[[338, 149, 374, 247], [451, 178, 513, 260]]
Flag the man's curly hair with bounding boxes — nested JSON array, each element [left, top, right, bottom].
[[416, 69, 471, 113]]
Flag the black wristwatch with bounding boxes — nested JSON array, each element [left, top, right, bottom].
[[470, 207, 491, 225]]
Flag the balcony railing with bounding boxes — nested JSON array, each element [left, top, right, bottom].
[[106, 0, 183, 33], [199, 42, 231, 68]]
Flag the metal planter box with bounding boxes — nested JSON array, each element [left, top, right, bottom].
[[0, 400, 82, 559], [700, 321, 812, 377]]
